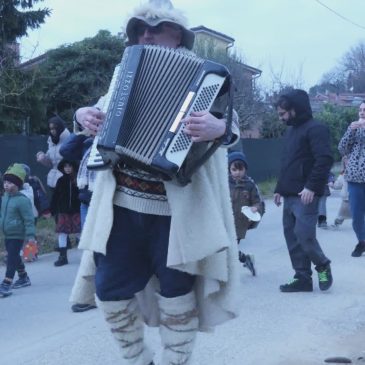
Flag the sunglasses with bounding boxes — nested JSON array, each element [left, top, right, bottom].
[[135, 21, 182, 37]]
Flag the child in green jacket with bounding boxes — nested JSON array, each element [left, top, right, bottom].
[[0, 163, 35, 298]]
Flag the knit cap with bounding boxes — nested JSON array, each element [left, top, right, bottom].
[[228, 151, 248, 169], [3, 163, 26, 188]]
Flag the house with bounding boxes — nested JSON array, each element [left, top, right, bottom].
[[311, 92, 365, 112], [191, 25, 262, 138]]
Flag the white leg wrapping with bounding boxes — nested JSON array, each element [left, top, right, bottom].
[[157, 291, 198, 365], [97, 297, 153, 365]]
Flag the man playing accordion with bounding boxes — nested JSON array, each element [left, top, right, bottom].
[[72, 1, 241, 364]]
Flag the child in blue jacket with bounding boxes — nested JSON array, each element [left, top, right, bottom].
[[0, 163, 35, 298]]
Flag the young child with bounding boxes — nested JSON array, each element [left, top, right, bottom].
[[228, 151, 264, 276], [22, 164, 50, 219], [0, 163, 35, 298], [317, 172, 335, 229], [50, 160, 80, 267], [330, 157, 351, 228]]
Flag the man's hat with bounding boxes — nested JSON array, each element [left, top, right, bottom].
[[3, 163, 26, 189], [126, 0, 195, 50]]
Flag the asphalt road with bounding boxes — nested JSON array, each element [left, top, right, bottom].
[[1, 191, 365, 365]]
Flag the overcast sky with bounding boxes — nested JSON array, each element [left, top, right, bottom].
[[20, 0, 365, 90]]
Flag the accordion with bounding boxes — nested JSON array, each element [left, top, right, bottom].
[[87, 45, 232, 185]]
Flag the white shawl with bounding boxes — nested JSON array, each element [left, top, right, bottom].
[[75, 148, 240, 331]]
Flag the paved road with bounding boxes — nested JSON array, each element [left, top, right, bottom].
[[1, 191, 365, 365]]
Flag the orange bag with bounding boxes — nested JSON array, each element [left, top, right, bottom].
[[23, 241, 39, 262]]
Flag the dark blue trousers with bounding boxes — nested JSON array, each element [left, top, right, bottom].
[[5, 239, 25, 280], [94, 206, 195, 301]]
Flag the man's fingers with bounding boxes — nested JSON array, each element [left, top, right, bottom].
[[184, 122, 202, 132], [190, 111, 207, 117], [190, 136, 203, 142], [183, 116, 204, 125]]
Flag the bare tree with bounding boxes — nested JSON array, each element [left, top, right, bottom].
[[193, 39, 264, 134], [341, 41, 365, 92]]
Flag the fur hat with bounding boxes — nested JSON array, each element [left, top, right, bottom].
[[126, 0, 195, 50], [228, 151, 248, 169], [3, 163, 26, 189]]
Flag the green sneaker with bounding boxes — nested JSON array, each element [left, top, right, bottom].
[[279, 278, 313, 292], [317, 264, 333, 291]]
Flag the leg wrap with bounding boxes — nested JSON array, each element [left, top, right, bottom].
[[97, 297, 153, 365], [158, 291, 198, 365]]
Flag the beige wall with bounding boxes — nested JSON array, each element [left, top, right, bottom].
[[194, 33, 230, 51]]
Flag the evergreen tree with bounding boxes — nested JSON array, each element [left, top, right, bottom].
[[0, 0, 50, 133], [39, 30, 125, 129], [0, 0, 51, 52]]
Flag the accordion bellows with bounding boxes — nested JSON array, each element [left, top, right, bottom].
[[88, 45, 231, 185]]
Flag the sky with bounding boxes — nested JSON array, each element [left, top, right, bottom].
[[20, 0, 365, 91]]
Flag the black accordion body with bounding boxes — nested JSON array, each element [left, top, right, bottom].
[[87, 45, 232, 185]]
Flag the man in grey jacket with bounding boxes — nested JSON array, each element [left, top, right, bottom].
[[274, 89, 333, 293]]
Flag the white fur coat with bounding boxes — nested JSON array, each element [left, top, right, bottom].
[[73, 148, 240, 331]]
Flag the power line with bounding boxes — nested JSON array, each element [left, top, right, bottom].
[[314, 0, 365, 31]]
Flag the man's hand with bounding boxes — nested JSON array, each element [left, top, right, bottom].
[[75, 107, 105, 135], [298, 188, 314, 205], [183, 111, 226, 142], [350, 119, 365, 130], [274, 193, 282, 207]]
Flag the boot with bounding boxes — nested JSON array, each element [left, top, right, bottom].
[[157, 291, 199, 365], [317, 215, 328, 228], [97, 297, 153, 365], [351, 241, 365, 257], [54, 248, 68, 267], [67, 235, 73, 249]]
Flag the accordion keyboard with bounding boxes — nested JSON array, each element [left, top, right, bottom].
[[87, 64, 121, 169]]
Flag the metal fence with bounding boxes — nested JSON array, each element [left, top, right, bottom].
[[233, 138, 283, 182], [0, 134, 49, 187], [0, 135, 284, 184]]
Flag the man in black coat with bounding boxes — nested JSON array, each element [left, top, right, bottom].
[[274, 89, 334, 293]]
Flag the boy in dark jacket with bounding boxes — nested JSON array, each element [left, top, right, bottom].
[[229, 151, 264, 276], [274, 89, 333, 293], [0, 163, 35, 297]]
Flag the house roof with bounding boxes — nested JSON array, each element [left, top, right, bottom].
[[191, 25, 235, 43], [311, 92, 365, 107], [18, 53, 48, 70], [239, 62, 262, 76]]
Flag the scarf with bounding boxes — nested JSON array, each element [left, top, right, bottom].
[[77, 146, 97, 192]]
